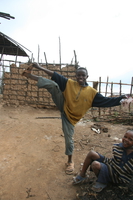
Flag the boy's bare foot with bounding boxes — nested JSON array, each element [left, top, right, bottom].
[[32, 62, 43, 70], [22, 64, 33, 78]]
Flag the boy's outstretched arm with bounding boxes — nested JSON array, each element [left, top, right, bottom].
[[32, 62, 54, 77], [92, 93, 128, 107]]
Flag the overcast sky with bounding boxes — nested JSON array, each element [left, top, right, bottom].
[[0, 0, 133, 86]]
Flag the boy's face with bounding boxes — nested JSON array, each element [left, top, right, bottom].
[[122, 130, 133, 148], [76, 69, 88, 86]]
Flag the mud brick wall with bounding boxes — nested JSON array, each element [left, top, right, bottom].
[[3, 63, 77, 108]]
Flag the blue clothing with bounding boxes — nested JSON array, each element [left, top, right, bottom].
[[96, 144, 133, 184], [95, 154, 111, 184]]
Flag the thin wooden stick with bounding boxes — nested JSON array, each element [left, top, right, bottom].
[[74, 50, 78, 68], [38, 44, 40, 64], [99, 77, 101, 116], [104, 76, 109, 114], [105, 76, 109, 97], [110, 82, 113, 114], [129, 77, 133, 111], [130, 77, 133, 96], [36, 117, 61, 119], [45, 189, 52, 200], [31, 53, 33, 62], [59, 36, 61, 70], [120, 80, 122, 110], [44, 52, 48, 67], [120, 80, 122, 96]]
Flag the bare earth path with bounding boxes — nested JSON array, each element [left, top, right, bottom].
[[0, 103, 132, 200]]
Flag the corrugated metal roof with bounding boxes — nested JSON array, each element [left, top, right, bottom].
[[0, 32, 31, 57], [0, 12, 15, 20]]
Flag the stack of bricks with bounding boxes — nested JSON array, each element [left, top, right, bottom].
[[3, 63, 76, 108]]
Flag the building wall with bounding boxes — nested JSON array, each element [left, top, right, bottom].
[[3, 63, 76, 108]]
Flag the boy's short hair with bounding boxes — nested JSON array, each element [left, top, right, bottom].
[[76, 66, 88, 75]]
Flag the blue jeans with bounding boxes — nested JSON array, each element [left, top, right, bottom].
[[37, 77, 74, 155]]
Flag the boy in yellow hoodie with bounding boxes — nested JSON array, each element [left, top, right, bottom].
[[22, 63, 127, 174]]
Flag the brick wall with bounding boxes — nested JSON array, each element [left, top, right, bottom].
[[3, 63, 77, 108]]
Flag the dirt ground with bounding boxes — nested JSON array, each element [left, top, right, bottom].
[[0, 101, 133, 200]]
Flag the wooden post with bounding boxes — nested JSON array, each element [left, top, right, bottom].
[[74, 50, 78, 69], [130, 77, 133, 96], [120, 80, 122, 110], [110, 82, 113, 115], [15, 47, 19, 64], [105, 76, 109, 97], [44, 52, 48, 67], [103, 76, 109, 114], [0, 47, 4, 60], [59, 37, 61, 70], [71, 56, 74, 64], [120, 80, 122, 96], [93, 81, 98, 90], [111, 82, 113, 97], [99, 77, 101, 93], [38, 45, 40, 64], [129, 77, 133, 112], [31, 53, 33, 62], [99, 77, 101, 116]]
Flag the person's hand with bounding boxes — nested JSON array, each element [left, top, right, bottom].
[[121, 97, 133, 107], [122, 94, 128, 99], [32, 62, 43, 70]]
